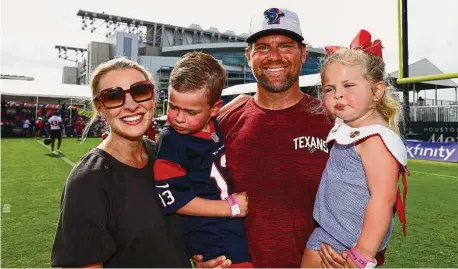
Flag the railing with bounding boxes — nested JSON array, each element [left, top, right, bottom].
[[410, 105, 458, 122], [410, 98, 458, 107]]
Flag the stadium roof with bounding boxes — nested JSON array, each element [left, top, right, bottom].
[[388, 58, 458, 90], [0, 79, 92, 99], [161, 43, 326, 55], [222, 73, 321, 96]]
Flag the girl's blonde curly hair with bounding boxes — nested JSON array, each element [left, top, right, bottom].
[[318, 48, 403, 134]]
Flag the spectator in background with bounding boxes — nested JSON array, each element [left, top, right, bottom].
[[417, 96, 424, 106], [29, 117, 35, 137], [75, 116, 85, 141], [47, 112, 64, 154], [35, 117, 44, 139], [22, 118, 31, 137], [63, 117, 70, 137], [43, 117, 50, 137], [146, 119, 157, 141], [1, 100, 7, 120]]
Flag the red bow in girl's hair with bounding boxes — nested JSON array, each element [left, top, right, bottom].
[[325, 29, 383, 59]]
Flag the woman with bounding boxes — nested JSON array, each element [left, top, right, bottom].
[[51, 58, 230, 268]]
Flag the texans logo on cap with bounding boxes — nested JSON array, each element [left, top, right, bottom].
[[263, 8, 285, 25]]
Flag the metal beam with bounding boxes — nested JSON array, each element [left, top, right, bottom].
[[76, 9, 245, 40], [397, 0, 403, 78], [54, 45, 87, 52], [435, 85, 438, 105], [77, 10, 142, 26], [401, 0, 410, 136]]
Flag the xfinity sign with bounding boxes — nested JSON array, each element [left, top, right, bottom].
[[406, 140, 458, 163]]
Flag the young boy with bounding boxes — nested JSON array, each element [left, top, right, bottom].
[[153, 52, 252, 268]]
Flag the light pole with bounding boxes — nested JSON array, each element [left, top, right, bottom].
[[160, 90, 167, 116]]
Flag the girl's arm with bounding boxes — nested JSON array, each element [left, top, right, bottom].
[[354, 135, 399, 260], [177, 192, 248, 218]]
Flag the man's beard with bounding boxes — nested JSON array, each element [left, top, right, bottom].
[[254, 66, 301, 93], [257, 74, 296, 93]]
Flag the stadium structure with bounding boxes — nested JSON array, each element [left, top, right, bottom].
[[57, 10, 326, 98]]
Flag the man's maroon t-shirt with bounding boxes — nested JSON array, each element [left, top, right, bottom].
[[218, 95, 331, 268]]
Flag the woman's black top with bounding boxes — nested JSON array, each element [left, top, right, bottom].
[[51, 140, 191, 268]]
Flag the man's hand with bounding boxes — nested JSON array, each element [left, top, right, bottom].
[[233, 192, 249, 217], [319, 244, 347, 268], [192, 254, 232, 268]]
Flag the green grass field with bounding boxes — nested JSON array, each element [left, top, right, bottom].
[[1, 138, 457, 267]]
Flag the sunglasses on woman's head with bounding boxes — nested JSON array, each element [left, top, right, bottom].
[[94, 80, 154, 109]]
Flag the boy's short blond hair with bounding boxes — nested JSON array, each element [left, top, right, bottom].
[[169, 52, 227, 106]]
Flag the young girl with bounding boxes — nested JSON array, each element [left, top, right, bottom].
[[301, 30, 408, 268]]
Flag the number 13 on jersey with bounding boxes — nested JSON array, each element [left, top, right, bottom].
[[157, 154, 230, 208]]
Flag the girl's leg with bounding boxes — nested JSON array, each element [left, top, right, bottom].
[[300, 248, 322, 268]]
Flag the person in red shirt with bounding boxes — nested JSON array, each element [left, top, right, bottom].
[[75, 116, 86, 141], [35, 117, 44, 139], [210, 8, 345, 268], [146, 119, 157, 141]]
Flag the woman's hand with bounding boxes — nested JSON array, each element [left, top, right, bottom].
[[192, 254, 232, 268], [319, 244, 347, 268], [343, 256, 357, 268]]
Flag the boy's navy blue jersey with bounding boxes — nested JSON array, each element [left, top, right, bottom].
[[154, 117, 251, 263]]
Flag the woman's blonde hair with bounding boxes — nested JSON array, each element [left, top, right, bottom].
[[319, 48, 403, 134], [81, 57, 156, 141]]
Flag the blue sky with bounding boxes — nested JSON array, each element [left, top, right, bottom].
[[1, 0, 457, 101]]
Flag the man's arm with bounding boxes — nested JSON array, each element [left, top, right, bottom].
[[218, 94, 250, 116], [217, 94, 250, 123]]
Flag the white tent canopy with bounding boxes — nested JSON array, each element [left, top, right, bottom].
[[222, 73, 321, 96], [1, 73, 323, 102], [0, 79, 92, 99]]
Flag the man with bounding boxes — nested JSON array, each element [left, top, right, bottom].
[[146, 119, 157, 141], [217, 8, 339, 268], [48, 112, 64, 154], [22, 118, 31, 137], [75, 116, 85, 141]]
